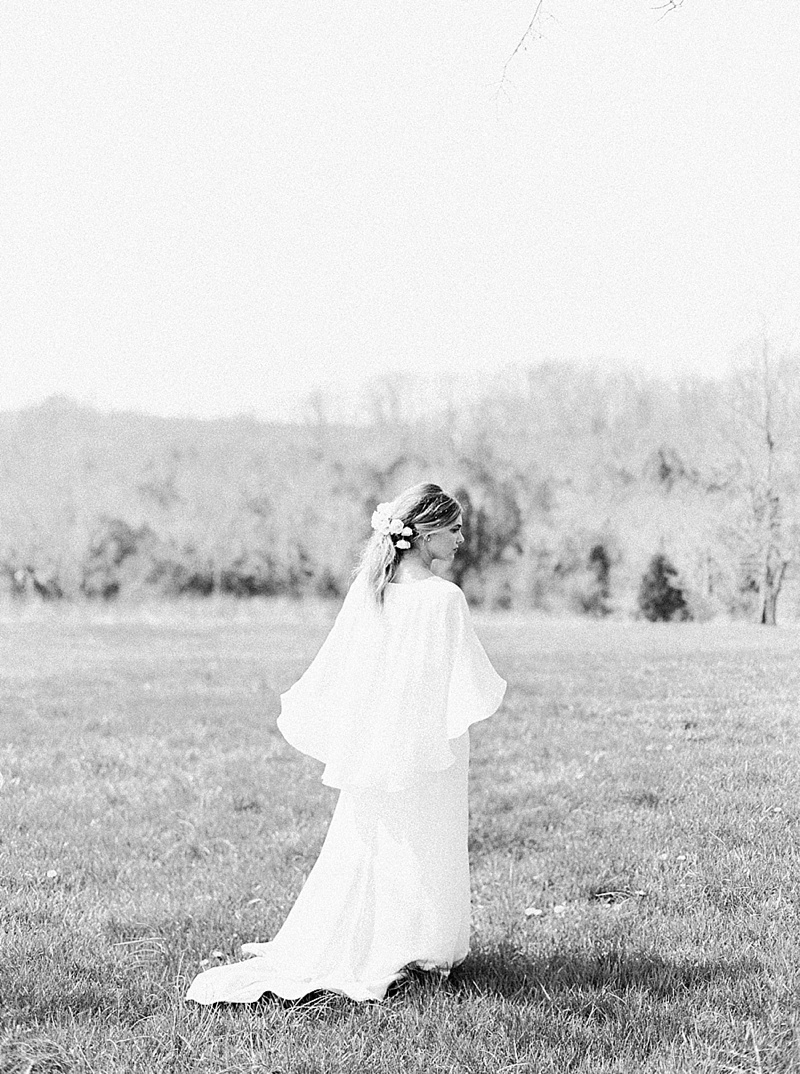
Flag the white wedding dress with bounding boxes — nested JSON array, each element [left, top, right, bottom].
[[187, 573, 505, 1004]]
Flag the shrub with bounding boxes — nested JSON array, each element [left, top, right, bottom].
[[578, 543, 613, 616], [81, 518, 156, 599]]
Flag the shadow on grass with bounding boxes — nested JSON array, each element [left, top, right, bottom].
[[193, 941, 757, 1011], [181, 943, 761, 1037], [448, 943, 759, 1002]]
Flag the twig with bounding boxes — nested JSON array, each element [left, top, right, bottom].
[[653, 0, 685, 21], [495, 0, 545, 102]]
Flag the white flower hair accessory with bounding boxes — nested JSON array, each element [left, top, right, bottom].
[[371, 503, 414, 550]]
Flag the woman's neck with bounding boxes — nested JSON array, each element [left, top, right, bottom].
[[392, 550, 434, 583]]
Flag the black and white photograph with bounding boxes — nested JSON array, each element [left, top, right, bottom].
[[2, 1, 799, 1071]]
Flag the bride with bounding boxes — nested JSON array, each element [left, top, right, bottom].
[[187, 483, 506, 1004]]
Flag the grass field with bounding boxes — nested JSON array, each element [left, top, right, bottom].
[[1, 605, 799, 1073]]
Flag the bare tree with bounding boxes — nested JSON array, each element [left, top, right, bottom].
[[362, 371, 415, 427], [722, 336, 800, 623]]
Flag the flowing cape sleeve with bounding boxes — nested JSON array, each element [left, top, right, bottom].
[[276, 573, 506, 791]]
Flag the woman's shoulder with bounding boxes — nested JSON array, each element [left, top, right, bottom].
[[434, 577, 470, 612], [430, 576, 463, 597]]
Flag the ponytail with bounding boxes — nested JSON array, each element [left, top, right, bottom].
[[357, 531, 400, 608]]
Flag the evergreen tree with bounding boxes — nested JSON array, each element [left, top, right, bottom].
[[637, 553, 690, 622]]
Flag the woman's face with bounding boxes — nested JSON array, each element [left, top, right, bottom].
[[425, 513, 464, 563]]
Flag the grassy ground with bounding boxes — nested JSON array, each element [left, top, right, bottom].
[[1, 605, 799, 1073]]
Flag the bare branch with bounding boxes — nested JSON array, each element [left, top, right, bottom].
[[652, 0, 685, 22], [495, 0, 545, 101], [496, 0, 686, 102]]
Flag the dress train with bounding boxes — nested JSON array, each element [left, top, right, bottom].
[[186, 733, 470, 1004]]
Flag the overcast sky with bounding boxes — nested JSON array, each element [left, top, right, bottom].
[[2, 0, 799, 419]]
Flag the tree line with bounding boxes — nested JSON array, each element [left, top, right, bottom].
[[1, 346, 798, 622]]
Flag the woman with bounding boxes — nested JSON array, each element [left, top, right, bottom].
[[187, 483, 506, 1004]]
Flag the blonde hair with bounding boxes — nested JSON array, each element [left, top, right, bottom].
[[358, 483, 462, 607]]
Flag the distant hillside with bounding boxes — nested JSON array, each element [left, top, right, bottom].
[[0, 394, 392, 599], [1, 360, 798, 622]]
